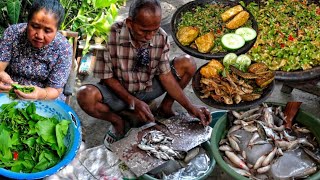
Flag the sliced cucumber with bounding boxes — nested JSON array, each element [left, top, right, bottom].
[[236, 54, 252, 71], [236, 54, 251, 66], [235, 27, 257, 42], [221, 33, 245, 51], [223, 53, 237, 67]]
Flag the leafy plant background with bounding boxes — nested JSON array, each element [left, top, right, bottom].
[[0, 0, 125, 54], [0, 0, 32, 36], [60, 0, 125, 54]]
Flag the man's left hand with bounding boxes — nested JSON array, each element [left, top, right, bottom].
[[189, 105, 211, 126]]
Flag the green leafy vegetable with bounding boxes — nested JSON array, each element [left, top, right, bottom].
[[0, 102, 70, 173], [8, 84, 35, 99]]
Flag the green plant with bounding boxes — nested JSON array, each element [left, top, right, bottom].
[[0, 0, 33, 37], [60, 0, 125, 55]]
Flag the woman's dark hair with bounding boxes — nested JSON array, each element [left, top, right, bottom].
[[28, 0, 65, 29], [129, 0, 161, 21]]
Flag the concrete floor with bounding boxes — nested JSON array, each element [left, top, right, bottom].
[[69, 0, 320, 179]]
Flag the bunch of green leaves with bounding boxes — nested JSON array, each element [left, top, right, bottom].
[[0, 102, 70, 173], [60, 0, 124, 55], [8, 83, 35, 99]]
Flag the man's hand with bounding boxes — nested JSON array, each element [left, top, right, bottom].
[[133, 99, 155, 123], [0, 71, 14, 92], [189, 105, 211, 126]]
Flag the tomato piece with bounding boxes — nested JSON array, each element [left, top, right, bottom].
[[288, 34, 294, 41], [13, 151, 18, 160], [280, 43, 285, 48]]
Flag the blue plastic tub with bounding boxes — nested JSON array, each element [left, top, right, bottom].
[[0, 93, 82, 179]]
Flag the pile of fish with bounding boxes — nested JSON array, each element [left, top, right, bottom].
[[137, 130, 183, 161], [219, 103, 319, 179]]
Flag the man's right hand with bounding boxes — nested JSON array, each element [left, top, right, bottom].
[[133, 99, 155, 123], [0, 71, 14, 92]]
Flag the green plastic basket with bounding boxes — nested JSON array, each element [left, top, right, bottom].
[[211, 102, 320, 180]]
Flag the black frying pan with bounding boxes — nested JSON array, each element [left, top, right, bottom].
[[171, 0, 258, 60], [192, 63, 275, 110]]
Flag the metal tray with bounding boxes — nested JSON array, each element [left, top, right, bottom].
[[171, 0, 258, 60]]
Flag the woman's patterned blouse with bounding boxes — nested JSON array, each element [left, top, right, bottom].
[[0, 23, 72, 93]]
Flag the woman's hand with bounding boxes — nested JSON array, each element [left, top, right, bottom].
[[14, 86, 45, 100], [0, 71, 14, 92], [188, 105, 212, 126], [132, 99, 155, 123]]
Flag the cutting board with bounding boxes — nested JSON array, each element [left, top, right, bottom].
[[110, 113, 212, 177]]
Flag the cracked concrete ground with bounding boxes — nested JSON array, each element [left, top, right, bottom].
[[69, 1, 320, 179]]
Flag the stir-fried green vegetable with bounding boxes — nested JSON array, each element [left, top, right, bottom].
[[244, 0, 320, 71], [9, 84, 35, 99], [177, 3, 253, 53], [0, 102, 70, 173]]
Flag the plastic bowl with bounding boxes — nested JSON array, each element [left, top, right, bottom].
[[210, 102, 320, 180], [0, 93, 82, 179]]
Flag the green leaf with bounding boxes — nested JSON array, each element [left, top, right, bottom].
[[30, 114, 47, 121], [35, 119, 56, 144], [55, 120, 70, 157], [93, 14, 111, 33], [11, 161, 23, 172], [26, 102, 36, 116], [0, 1, 6, 8], [109, 3, 118, 19], [11, 132, 20, 145], [0, 125, 12, 155], [23, 137, 36, 148], [59, 0, 68, 8], [33, 150, 59, 172], [18, 108, 30, 121], [21, 159, 34, 172], [7, 0, 21, 24], [93, 0, 111, 8]]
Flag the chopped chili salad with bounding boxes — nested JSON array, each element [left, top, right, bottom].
[[177, 3, 253, 53], [245, 0, 320, 71]]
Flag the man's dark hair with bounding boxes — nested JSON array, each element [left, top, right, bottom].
[[129, 0, 161, 21], [28, 0, 65, 29]]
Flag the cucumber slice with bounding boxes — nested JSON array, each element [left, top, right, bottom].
[[236, 54, 251, 66], [223, 53, 237, 67], [221, 33, 245, 50], [235, 27, 257, 42], [236, 54, 252, 71]]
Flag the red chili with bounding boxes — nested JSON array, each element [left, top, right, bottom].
[[13, 151, 18, 160], [288, 35, 294, 41], [280, 43, 285, 48], [217, 29, 221, 34], [316, 8, 320, 15]]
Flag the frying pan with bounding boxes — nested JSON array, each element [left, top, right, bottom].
[[192, 63, 275, 110], [171, 0, 258, 60]]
